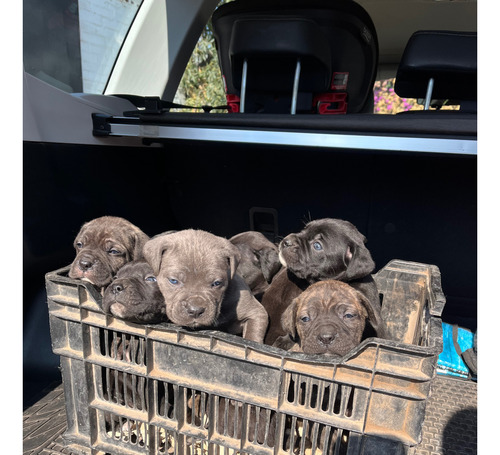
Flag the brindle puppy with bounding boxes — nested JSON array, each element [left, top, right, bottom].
[[276, 279, 379, 355], [69, 216, 149, 289]]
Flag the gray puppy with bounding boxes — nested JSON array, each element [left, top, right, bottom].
[[69, 216, 149, 289], [262, 218, 386, 345], [142, 229, 269, 343]]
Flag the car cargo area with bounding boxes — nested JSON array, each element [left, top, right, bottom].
[[23, 133, 476, 396]]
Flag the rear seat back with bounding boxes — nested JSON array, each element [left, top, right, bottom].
[[394, 30, 477, 112], [211, 0, 378, 114]]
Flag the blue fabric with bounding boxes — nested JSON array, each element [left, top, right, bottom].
[[437, 322, 475, 379]]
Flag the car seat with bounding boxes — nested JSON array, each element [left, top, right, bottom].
[[211, 0, 378, 114], [394, 30, 477, 112]]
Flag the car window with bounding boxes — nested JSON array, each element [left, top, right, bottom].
[[23, 0, 143, 94], [375, 79, 420, 114], [374, 79, 459, 114], [172, 0, 230, 112]]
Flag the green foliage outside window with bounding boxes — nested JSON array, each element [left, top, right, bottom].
[[173, 0, 230, 111]]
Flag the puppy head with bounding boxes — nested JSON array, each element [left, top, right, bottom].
[[142, 229, 241, 329], [102, 260, 166, 324], [278, 218, 375, 284], [230, 231, 281, 295], [281, 280, 374, 356], [68, 216, 150, 288]]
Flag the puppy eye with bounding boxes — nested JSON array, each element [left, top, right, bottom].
[[312, 241, 323, 251], [344, 313, 356, 320], [108, 248, 121, 255], [168, 278, 179, 285], [211, 280, 223, 288], [145, 276, 157, 283], [76, 242, 83, 249], [300, 316, 311, 323]]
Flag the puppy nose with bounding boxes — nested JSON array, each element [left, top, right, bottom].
[[112, 283, 124, 295], [185, 303, 205, 318], [78, 258, 94, 271], [318, 333, 336, 345]]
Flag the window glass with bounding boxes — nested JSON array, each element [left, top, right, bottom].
[[173, 0, 231, 112], [374, 78, 460, 114], [374, 79, 420, 114], [23, 0, 143, 94]]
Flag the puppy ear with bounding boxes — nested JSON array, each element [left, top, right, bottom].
[[258, 248, 282, 283], [142, 235, 170, 275], [345, 239, 376, 281], [73, 221, 90, 248], [280, 299, 299, 340], [356, 291, 387, 339], [225, 242, 241, 279], [132, 231, 150, 261]]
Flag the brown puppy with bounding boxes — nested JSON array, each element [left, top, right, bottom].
[[102, 260, 167, 324], [229, 231, 282, 300], [142, 229, 269, 343], [262, 218, 385, 345], [276, 280, 379, 355], [69, 216, 149, 289]]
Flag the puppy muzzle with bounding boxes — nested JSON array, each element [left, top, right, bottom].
[[174, 295, 219, 327], [110, 281, 126, 295], [77, 253, 99, 272], [279, 234, 300, 266], [109, 303, 127, 318], [317, 331, 337, 346], [183, 300, 206, 319], [70, 251, 110, 286]]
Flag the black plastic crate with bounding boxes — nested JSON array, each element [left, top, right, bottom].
[[45, 259, 445, 455]]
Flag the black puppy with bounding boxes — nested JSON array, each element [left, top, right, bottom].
[[229, 231, 282, 300], [102, 260, 166, 324], [262, 218, 386, 345]]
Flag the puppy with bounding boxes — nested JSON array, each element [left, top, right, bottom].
[[142, 229, 269, 343], [229, 231, 282, 299], [69, 216, 149, 289], [276, 280, 380, 355], [102, 260, 167, 324], [262, 218, 385, 345]]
